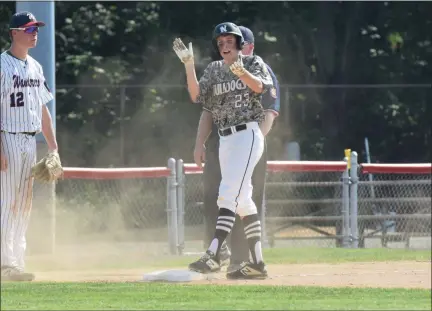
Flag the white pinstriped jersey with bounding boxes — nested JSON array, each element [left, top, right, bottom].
[[1, 51, 53, 133]]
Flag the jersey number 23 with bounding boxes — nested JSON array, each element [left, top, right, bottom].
[[234, 93, 249, 108]]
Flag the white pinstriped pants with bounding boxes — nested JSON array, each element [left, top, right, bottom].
[[1, 132, 36, 270]]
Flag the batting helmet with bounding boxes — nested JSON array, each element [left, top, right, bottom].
[[212, 22, 245, 52]]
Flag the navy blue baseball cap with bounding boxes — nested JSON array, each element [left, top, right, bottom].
[[9, 11, 45, 29], [238, 26, 254, 44]]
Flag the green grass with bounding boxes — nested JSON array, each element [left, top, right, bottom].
[[121, 247, 432, 269], [1, 283, 430, 310], [150, 247, 431, 269], [27, 247, 432, 271], [3, 248, 430, 310], [260, 247, 432, 264]]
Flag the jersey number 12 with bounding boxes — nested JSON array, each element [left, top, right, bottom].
[[10, 92, 24, 107]]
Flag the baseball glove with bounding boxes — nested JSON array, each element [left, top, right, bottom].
[[31, 151, 64, 183]]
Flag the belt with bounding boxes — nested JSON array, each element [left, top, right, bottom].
[[1, 130, 36, 136], [218, 124, 247, 137]]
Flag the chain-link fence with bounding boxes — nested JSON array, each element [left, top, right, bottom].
[[177, 159, 431, 252], [56, 178, 167, 234], [264, 170, 347, 248], [180, 168, 349, 249], [357, 167, 431, 249], [28, 161, 177, 256], [28, 156, 431, 256], [178, 160, 355, 251]]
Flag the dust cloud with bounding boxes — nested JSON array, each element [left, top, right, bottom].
[[26, 178, 178, 274]]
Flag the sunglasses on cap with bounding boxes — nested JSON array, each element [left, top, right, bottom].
[[10, 26, 39, 34]]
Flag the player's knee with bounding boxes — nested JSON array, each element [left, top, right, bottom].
[[217, 183, 238, 209], [217, 196, 237, 214], [236, 203, 258, 218]]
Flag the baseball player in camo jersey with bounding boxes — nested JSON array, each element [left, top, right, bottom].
[[199, 25, 280, 273], [1, 12, 59, 281], [173, 22, 273, 279]]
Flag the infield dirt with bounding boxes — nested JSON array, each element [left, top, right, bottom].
[[30, 261, 431, 289], [25, 207, 431, 289]]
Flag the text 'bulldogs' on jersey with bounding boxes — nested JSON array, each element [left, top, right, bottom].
[[197, 54, 273, 130], [1, 51, 53, 133]]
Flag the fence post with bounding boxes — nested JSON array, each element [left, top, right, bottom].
[[176, 159, 185, 255], [167, 158, 178, 255], [119, 87, 126, 165], [50, 184, 56, 255], [261, 171, 269, 248], [349, 152, 359, 248], [342, 157, 351, 248]]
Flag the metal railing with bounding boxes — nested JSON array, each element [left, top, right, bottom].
[[30, 154, 431, 255], [169, 154, 430, 254]]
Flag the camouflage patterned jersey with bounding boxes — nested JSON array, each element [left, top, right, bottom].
[[196, 54, 274, 130]]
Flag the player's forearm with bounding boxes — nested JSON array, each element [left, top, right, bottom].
[[41, 105, 58, 152], [239, 71, 263, 93], [259, 111, 276, 136], [195, 110, 213, 147], [185, 63, 200, 102]]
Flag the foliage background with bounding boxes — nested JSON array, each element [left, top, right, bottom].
[[1, 1, 430, 167]]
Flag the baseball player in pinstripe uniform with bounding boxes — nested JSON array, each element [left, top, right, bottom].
[[1, 12, 59, 281]]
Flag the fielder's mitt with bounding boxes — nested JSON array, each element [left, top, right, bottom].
[[31, 151, 64, 183]]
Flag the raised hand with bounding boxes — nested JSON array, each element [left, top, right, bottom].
[[173, 38, 194, 64], [229, 56, 246, 77]]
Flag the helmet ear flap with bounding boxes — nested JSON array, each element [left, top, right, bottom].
[[237, 37, 244, 50], [213, 40, 220, 55], [211, 47, 222, 61]]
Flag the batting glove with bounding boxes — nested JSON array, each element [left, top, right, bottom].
[[229, 57, 246, 77], [173, 38, 194, 64]]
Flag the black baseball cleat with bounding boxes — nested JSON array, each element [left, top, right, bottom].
[[227, 262, 244, 273], [226, 261, 268, 280], [188, 250, 221, 274], [1, 266, 35, 282]]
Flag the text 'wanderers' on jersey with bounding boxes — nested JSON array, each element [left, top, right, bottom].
[[0, 51, 53, 133], [197, 54, 273, 130]]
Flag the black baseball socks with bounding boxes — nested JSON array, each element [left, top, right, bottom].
[[242, 213, 264, 264], [207, 209, 264, 264], [207, 208, 235, 258]]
